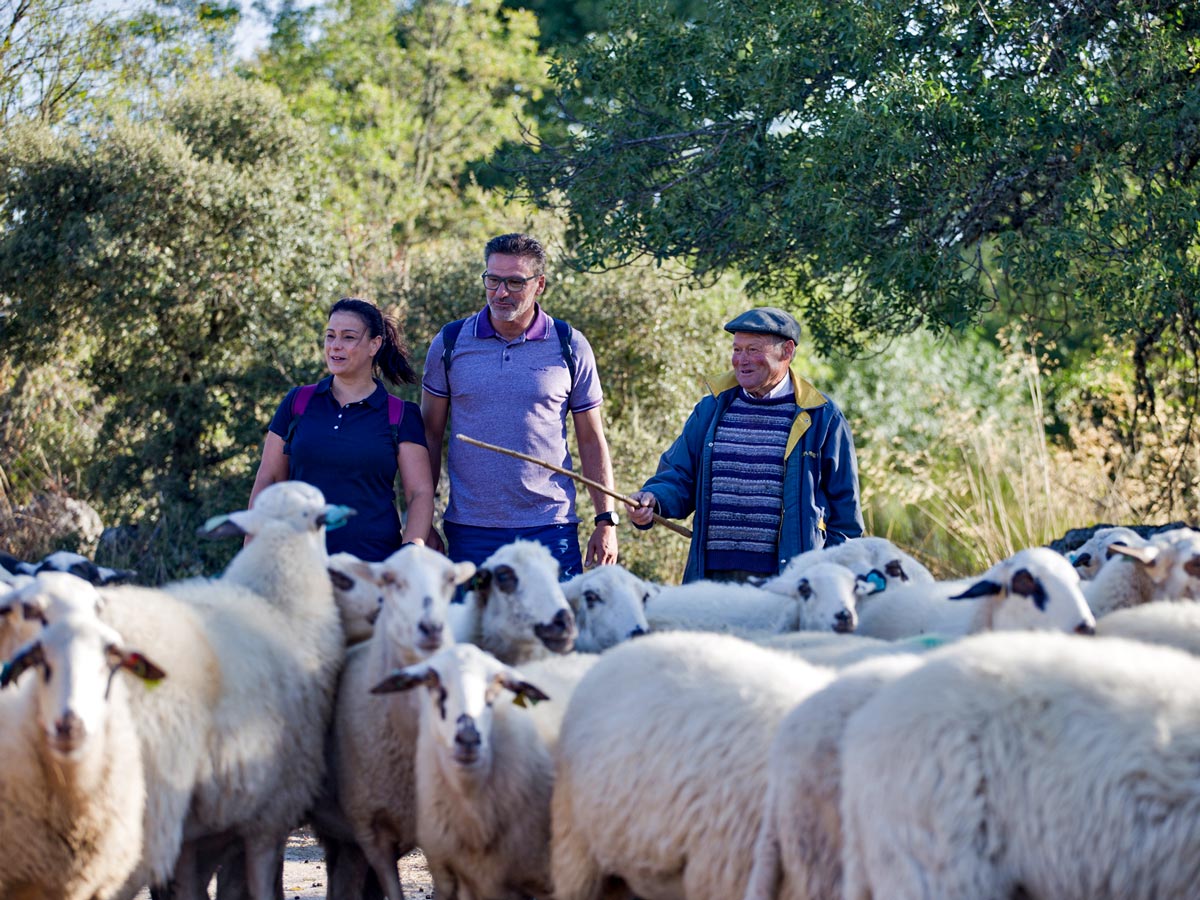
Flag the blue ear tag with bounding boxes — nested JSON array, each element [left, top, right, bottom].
[[0, 661, 12, 687], [866, 570, 887, 593], [1068, 552, 1079, 564], [323, 505, 356, 531]]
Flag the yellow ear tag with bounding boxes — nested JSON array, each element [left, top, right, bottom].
[[512, 694, 528, 708]]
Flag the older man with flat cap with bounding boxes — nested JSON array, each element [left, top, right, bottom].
[[626, 307, 863, 583]]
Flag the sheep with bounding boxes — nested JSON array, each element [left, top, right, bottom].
[[0, 572, 167, 900], [855, 546, 1096, 639], [758, 630, 953, 669], [0, 574, 39, 660], [327, 551, 388, 645], [1096, 600, 1200, 656], [560, 564, 652, 652], [840, 630, 1200, 900], [1083, 527, 1200, 616], [105, 480, 353, 900], [646, 561, 871, 635], [451, 539, 578, 663], [372, 643, 598, 900], [1065, 525, 1147, 579], [745, 653, 927, 900], [764, 536, 935, 597], [333, 543, 476, 900], [551, 630, 836, 900]]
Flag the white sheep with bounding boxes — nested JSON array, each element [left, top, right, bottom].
[[1084, 527, 1200, 616], [1065, 525, 1147, 579], [551, 631, 835, 900], [119, 480, 353, 899], [560, 564, 652, 652], [0, 574, 39, 660], [0, 572, 166, 900], [855, 546, 1096, 639], [334, 543, 476, 900], [765, 536, 935, 597], [647, 562, 870, 635], [841, 630, 1200, 900], [373, 643, 597, 900], [1096, 600, 1200, 656], [327, 551, 388, 645], [451, 539, 578, 663], [758, 630, 953, 669], [745, 653, 927, 900]]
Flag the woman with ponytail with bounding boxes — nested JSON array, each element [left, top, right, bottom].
[[248, 297, 434, 560]]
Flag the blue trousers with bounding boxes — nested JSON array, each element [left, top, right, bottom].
[[443, 520, 584, 581]]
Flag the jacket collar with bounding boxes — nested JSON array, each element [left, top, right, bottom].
[[702, 367, 826, 410]]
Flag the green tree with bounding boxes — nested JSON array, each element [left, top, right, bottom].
[[0, 77, 338, 526], [0, 0, 240, 126], [514, 0, 1200, 355], [253, 0, 548, 285]]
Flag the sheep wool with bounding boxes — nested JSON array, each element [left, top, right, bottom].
[[552, 631, 835, 900], [841, 631, 1200, 900]]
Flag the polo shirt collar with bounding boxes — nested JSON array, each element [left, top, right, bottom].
[[474, 303, 552, 341], [314, 374, 387, 408]]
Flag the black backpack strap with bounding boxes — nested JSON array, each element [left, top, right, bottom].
[[553, 317, 577, 389], [440, 318, 469, 393]]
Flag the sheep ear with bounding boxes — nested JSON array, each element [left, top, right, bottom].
[[452, 561, 477, 587], [500, 672, 550, 708], [328, 569, 356, 592], [107, 646, 167, 683], [465, 568, 492, 602], [1, 641, 45, 689], [197, 513, 246, 540], [1106, 543, 1158, 566], [371, 665, 438, 695], [948, 579, 1002, 601], [1185, 555, 1200, 579]]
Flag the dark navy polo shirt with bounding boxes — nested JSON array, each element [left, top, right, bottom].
[[268, 376, 426, 561]]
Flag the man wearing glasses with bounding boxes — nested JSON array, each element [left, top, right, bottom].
[[421, 233, 619, 578]]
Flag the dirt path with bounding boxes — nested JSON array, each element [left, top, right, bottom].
[[133, 829, 435, 899]]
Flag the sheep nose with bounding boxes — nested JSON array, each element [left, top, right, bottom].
[[455, 717, 481, 749], [833, 610, 856, 633], [534, 609, 576, 652], [1075, 621, 1096, 636], [629, 626, 648, 639], [55, 710, 84, 743], [418, 621, 443, 640]]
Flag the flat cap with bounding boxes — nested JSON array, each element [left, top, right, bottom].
[[723, 307, 801, 343]]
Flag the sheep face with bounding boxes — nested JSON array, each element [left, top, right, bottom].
[[328, 552, 385, 644], [1, 573, 164, 759], [199, 480, 355, 539], [1067, 527, 1146, 580], [950, 548, 1096, 635], [371, 643, 548, 772], [467, 540, 577, 654], [1108, 529, 1200, 601], [562, 565, 652, 652], [373, 544, 476, 661], [794, 562, 867, 632]]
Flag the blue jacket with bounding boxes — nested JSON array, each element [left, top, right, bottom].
[[642, 368, 864, 583]]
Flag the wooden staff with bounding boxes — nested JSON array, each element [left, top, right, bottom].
[[455, 433, 693, 539]]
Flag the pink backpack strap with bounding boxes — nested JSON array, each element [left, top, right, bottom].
[[291, 383, 319, 417]]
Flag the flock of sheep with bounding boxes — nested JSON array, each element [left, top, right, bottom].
[[3, 484, 1200, 900]]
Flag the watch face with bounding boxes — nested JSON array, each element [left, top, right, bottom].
[[596, 511, 619, 526]]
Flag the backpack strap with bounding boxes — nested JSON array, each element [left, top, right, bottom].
[[386, 394, 406, 453], [284, 383, 320, 452], [442, 315, 577, 392], [285, 382, 406, 455], [552, 317, 578, 389]]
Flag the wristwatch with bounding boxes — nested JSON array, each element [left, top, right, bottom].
[[594, 511, 620, 527]]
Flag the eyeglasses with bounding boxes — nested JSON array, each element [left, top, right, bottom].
[[481, 272, 541, 293]]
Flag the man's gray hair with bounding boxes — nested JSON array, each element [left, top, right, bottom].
[[484, 233, 546, 274]]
